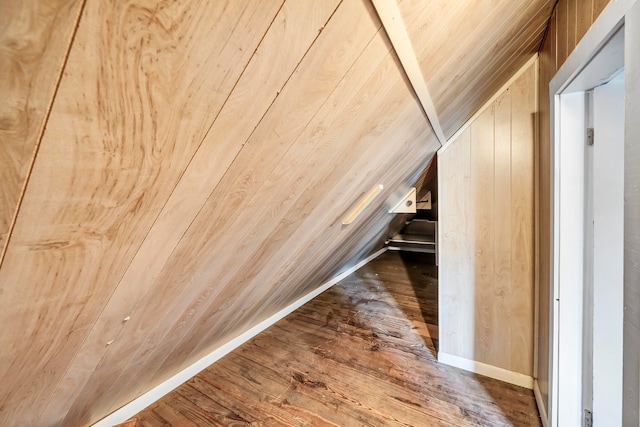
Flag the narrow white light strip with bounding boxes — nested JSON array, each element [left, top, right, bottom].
[[371, 0, 447, 146], [92, 247, 388, 427], [342, 184, 384, 225]]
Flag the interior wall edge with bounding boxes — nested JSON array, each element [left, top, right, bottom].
[[91, 247, 388, 427]]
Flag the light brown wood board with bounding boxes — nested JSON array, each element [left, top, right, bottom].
[[0, 0, 84, 255], [0, 0, 286, 424], [40, 1, 340, 424]]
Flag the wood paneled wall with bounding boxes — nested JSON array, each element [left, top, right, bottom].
[[537, 0, 611, 413], [399, 0, 555, 139], [438, 62, 536, 377], [0, 0, 558, 425], [0, 0, 84, 253], [0, 1, 441, 425]]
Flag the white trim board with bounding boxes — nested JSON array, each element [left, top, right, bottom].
[[92, 247, 388, 427], [439, 54, 539, 154], [534, 379, 549, 427], [438, 352, 534, 390], [370, 0, 447, 146], [549, 0, 636, 95]]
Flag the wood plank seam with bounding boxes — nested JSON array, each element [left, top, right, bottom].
[[88, 1, 364, 409], [42, 1, 291, 421], [0, 0, 88, 271]]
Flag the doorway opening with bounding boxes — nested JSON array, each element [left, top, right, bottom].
[[551, 24, 625, 427]]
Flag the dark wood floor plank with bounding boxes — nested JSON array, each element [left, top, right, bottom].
[[131, 251, 540, 426]]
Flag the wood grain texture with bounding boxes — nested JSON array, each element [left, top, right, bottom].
[[131, 251, 542, 426], [439, 62, 536, 376], [438, 128, 474, 358], [399, 0, 555, 138], [0, 0, 84, 254], [60, 2, 405, 423], [0, 0, 285, 424], [0, 0, 565, 425], [510, 65, 536, 377], [39, 2, 339, 424], [535, 0, 611, 415], [0, 0, 441, 425]]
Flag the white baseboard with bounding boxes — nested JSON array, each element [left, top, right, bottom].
[[437, 352, 534, 390], [533, 379, 549, 427], [93, 248, 387, 427]]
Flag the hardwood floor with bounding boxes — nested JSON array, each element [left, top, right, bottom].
[[126, 251, 541, 426]]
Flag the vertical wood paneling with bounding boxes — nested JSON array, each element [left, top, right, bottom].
[[568, 0, 578, 51], [511, 65, 536, 376], [471, 105, 497, 366], [536, 0, 611, 415], [438, 128, 473, 358], [0, 0, 83, 253], [557, 0, 570, 66], [494, 91, 512, 370], [577, 0, 594, 41], [439, 61, 536, 376]]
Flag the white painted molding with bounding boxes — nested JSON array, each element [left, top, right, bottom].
[[439, 54, 539, 154], [92, 247, 388, 427], [437, 352, 534, 390], [550, 0, 637, 95], [371, 0, 447, 146], [534, 379, 549, 427]]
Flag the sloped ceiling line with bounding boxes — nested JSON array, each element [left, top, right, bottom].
[[370, 0, 447, 146]]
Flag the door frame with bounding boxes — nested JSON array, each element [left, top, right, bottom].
[[547, 1, 635, 425]]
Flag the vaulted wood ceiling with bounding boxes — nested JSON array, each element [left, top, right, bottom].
[[0, 0, 553, 425]]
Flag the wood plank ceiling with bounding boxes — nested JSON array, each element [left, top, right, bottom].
[[0, 0, 553, 425]]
